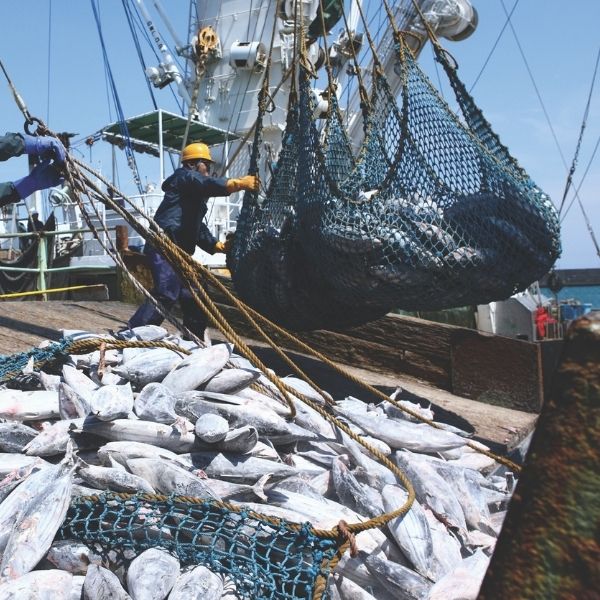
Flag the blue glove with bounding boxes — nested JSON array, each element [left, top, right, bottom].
[[13, 161, 63, 199], [20, 133, 66, 164]]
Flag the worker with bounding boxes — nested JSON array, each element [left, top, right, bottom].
[[27, 211, 45, 233], [0, 132, 65, 208], [127, 142, 259, 339]]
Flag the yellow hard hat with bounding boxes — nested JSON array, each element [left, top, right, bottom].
[[182, 142, 212, 162]]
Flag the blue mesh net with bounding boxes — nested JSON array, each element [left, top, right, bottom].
[[60, 493, 340, 600], [230, 38, 560, 331], [0, 338, 71, 383]]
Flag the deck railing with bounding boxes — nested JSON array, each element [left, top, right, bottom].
[[0, 228, 117, 300]]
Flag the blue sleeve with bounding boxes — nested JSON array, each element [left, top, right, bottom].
[[0, 181, 19, 207], [0, 133, 25, 162], [185, 172, 229, 196], [197, 223, 218, 254]]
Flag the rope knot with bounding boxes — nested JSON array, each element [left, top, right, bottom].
[[337, 520, 358, 557]]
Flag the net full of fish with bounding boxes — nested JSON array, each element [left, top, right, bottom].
[[0, 324, 521, 599]]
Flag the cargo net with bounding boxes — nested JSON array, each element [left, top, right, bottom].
[[231, 33, 560, 330], [60, 493, 340, 600], [0, 338, 70, 383], [297, 40, 561, 317]]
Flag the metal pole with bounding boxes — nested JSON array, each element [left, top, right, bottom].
[[159, 109, 164, 184], [37, 235, 47, 301], [135, 0, 192, 105], [0, 283, 107, 300]]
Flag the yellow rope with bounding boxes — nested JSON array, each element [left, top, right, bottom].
[[66, 338, 192, 356]]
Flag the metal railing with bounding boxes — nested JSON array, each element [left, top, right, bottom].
[[0, 228, 117, 301]]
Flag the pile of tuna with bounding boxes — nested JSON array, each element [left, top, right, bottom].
[[0, 325, 520, 599]]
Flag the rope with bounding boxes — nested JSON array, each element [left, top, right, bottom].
[[66, 338, 191, 356], [338, 0, 370, 110], [558, 45, 600, 215]]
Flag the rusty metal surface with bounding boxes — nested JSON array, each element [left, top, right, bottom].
[[478, 313, 600, 599], [451, 329, 544, 413]]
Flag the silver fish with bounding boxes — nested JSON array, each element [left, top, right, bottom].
[[335, 554, 397, 600], [331, 457, 384, 518], [82, 418, 196, 453], [427, 549, 490, 600], [44, 540, 106, 575], [364, 552, 432, 600], [23, 419, 84, 457], [203, 368, 260, 395], [0, 569, 73, 600], [381, 396, 434, 423], [0, 462, 58, 553], [168, 565, 224, 600], [62, 365, 98, 400], [97, 441, 192, 471], [334, 404, 466, 453], [200, 426, 259, 454], [337, 431, 397, 491], [0, 390, 60, 421], [126, 457, 219, 500], [333, 573, 380, 600], [0, 459, 47, 504], [88, 384, 134, 421], [263, 489, 390, 555], [176, 393, 316, 443], [0, 453, 49, 478], [0, 422, 38, 452], [39, 371, 61, 392], [77, 463, 155, 494], [134, 383, 178, 424], [112, 348, 184, 388], [235, 387, 292, 418], [423, 506, 463, 580], [194, 413, 229, 443], [71, 575, 85, 600], [420, 455, 494, 534], [381, 484, 437, 581], [0, 462, 75, 580], [200, 473, 270, 502], [126, 548, 179, 600], [393, 450, 467, 532], [83, 564, 131, 599], [189, 452, 297, 483], [123, 325, 169, 341], [113, 348, 184, 388], [162, 344, 232, 393], [58, 382, 90, 420]]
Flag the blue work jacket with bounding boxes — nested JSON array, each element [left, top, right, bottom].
[[154, 167, 229, 254]]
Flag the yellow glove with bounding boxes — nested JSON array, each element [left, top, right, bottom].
[[214, 241, 226, 253], [225, 174, 259, 193]]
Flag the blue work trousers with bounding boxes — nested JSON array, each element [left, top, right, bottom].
[[128, 244, 207, 338]]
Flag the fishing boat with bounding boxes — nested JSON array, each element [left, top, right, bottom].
[[0, 2, 597, 598]]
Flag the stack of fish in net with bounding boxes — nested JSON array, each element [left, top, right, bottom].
[[230, 37, 561, 331], [0, 325, 523, 599]]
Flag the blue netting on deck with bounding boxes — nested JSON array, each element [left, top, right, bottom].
[[60, 493, 340, 600]]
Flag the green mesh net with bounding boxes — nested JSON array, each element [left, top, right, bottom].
[[230, 37, 560, 331], [60, 493, 340, 600]]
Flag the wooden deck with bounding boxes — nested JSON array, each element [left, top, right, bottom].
[[0, 300, 537, 452]]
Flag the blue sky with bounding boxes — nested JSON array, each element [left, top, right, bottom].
[[0, 0, 598, 269]]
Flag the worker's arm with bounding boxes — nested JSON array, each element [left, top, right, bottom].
[[196, 223, 219, 255], [0, 133, 25, 162], [0, 182, 19, 208], [0, 160, 62, 208], [0, 133, 66, 164]]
